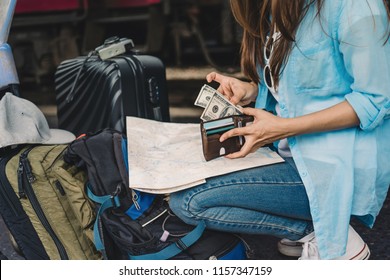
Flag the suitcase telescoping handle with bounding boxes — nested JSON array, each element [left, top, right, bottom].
[[66, 37, 134, 104], [66, 51, 95, 103], [95, 37, 134, 60]]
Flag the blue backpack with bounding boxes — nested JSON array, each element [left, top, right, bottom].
[[65, 129, 250, 260]]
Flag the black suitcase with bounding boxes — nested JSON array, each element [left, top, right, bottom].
[[54, 37, 170, 136]]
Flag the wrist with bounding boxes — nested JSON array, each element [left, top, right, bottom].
[[248, 81, 259, 102], [282, 117, 301, 138]]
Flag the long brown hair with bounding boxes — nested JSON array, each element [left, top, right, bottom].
[[230, 0, 390, 85]]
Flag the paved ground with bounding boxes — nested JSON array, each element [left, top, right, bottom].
[[1, 190, 389, 260], [246, 189, 390, 260], [1, 68, 389, 260]]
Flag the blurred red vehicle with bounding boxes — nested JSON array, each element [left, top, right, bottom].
[[9, 0, 240, 90], [103, 0, 161, 8], [15, 0, 86, 14]]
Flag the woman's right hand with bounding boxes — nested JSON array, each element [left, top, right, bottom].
[[206, 72, 258, 106]]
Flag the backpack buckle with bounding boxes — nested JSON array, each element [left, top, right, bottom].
[[110, 184, 122, 208]]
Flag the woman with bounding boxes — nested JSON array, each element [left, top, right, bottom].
[[169, 0, 390, 260]]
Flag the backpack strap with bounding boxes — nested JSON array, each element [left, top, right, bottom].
[[86, 184, 121, 254], [87, 184, 206, 260], [120, 137, 155, 220]]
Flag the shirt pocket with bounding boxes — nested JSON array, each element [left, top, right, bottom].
[[289, 42, 343, 95]]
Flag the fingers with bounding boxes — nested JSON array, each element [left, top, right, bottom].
[[219, 127, 247, 143], [206, 72, 229, 97], [206, 72, 224, 83], [224, 143, 252, 159], [218, 113, 264, 159], [206, 72, 248, 104], [241, 107, 258, 117], [225, 139, 264, 159], [229, 95, 241, 105], [241, 107, 273, 122]]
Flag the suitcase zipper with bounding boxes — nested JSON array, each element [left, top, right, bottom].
[[18, 147, 69, 260], [0, 152, 25, 216]]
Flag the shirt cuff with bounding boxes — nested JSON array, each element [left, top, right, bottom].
[[345, 91, 390, 131]]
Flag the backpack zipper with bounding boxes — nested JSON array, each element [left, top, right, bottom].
[[209, 235, 252, 260], [18, 147, 69, 260], [141, 208, 168, 227], [208, 240, 236, 260], [131, 189, 141, 210], [0, 151, 25, 216]]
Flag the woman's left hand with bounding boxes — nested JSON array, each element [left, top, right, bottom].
[[219, 107, 290, 159], [220, 100, 361, 159]]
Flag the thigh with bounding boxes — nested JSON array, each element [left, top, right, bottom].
[[171, 157, 312, 221]]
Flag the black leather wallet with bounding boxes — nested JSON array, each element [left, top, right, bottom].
[[200, 115, 254, 161]]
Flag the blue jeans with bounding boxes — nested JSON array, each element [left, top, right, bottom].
[[169, 157, 314, 241]]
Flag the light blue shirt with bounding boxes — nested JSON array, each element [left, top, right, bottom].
[[255, 0, 390, 259]]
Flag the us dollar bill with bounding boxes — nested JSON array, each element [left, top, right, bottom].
[[200, 91, 242, 121], [194, 84, 217, 108]]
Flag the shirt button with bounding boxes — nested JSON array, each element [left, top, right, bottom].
[[301, 171, 307, 177], [280, 103, 286, 110], [289, 138, 296, 146]]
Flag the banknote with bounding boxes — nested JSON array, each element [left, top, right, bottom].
[[194, 84, 216, 108], [200, 91, 242, 121]]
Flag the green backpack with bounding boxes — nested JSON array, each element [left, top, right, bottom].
[[2, 144, 101, 260]]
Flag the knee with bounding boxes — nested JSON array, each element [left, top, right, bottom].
[[169, 189, 202, 224], [169, 190, 191, 219]]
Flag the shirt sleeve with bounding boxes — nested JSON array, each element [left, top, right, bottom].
[[338, 0, 390, 131]]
